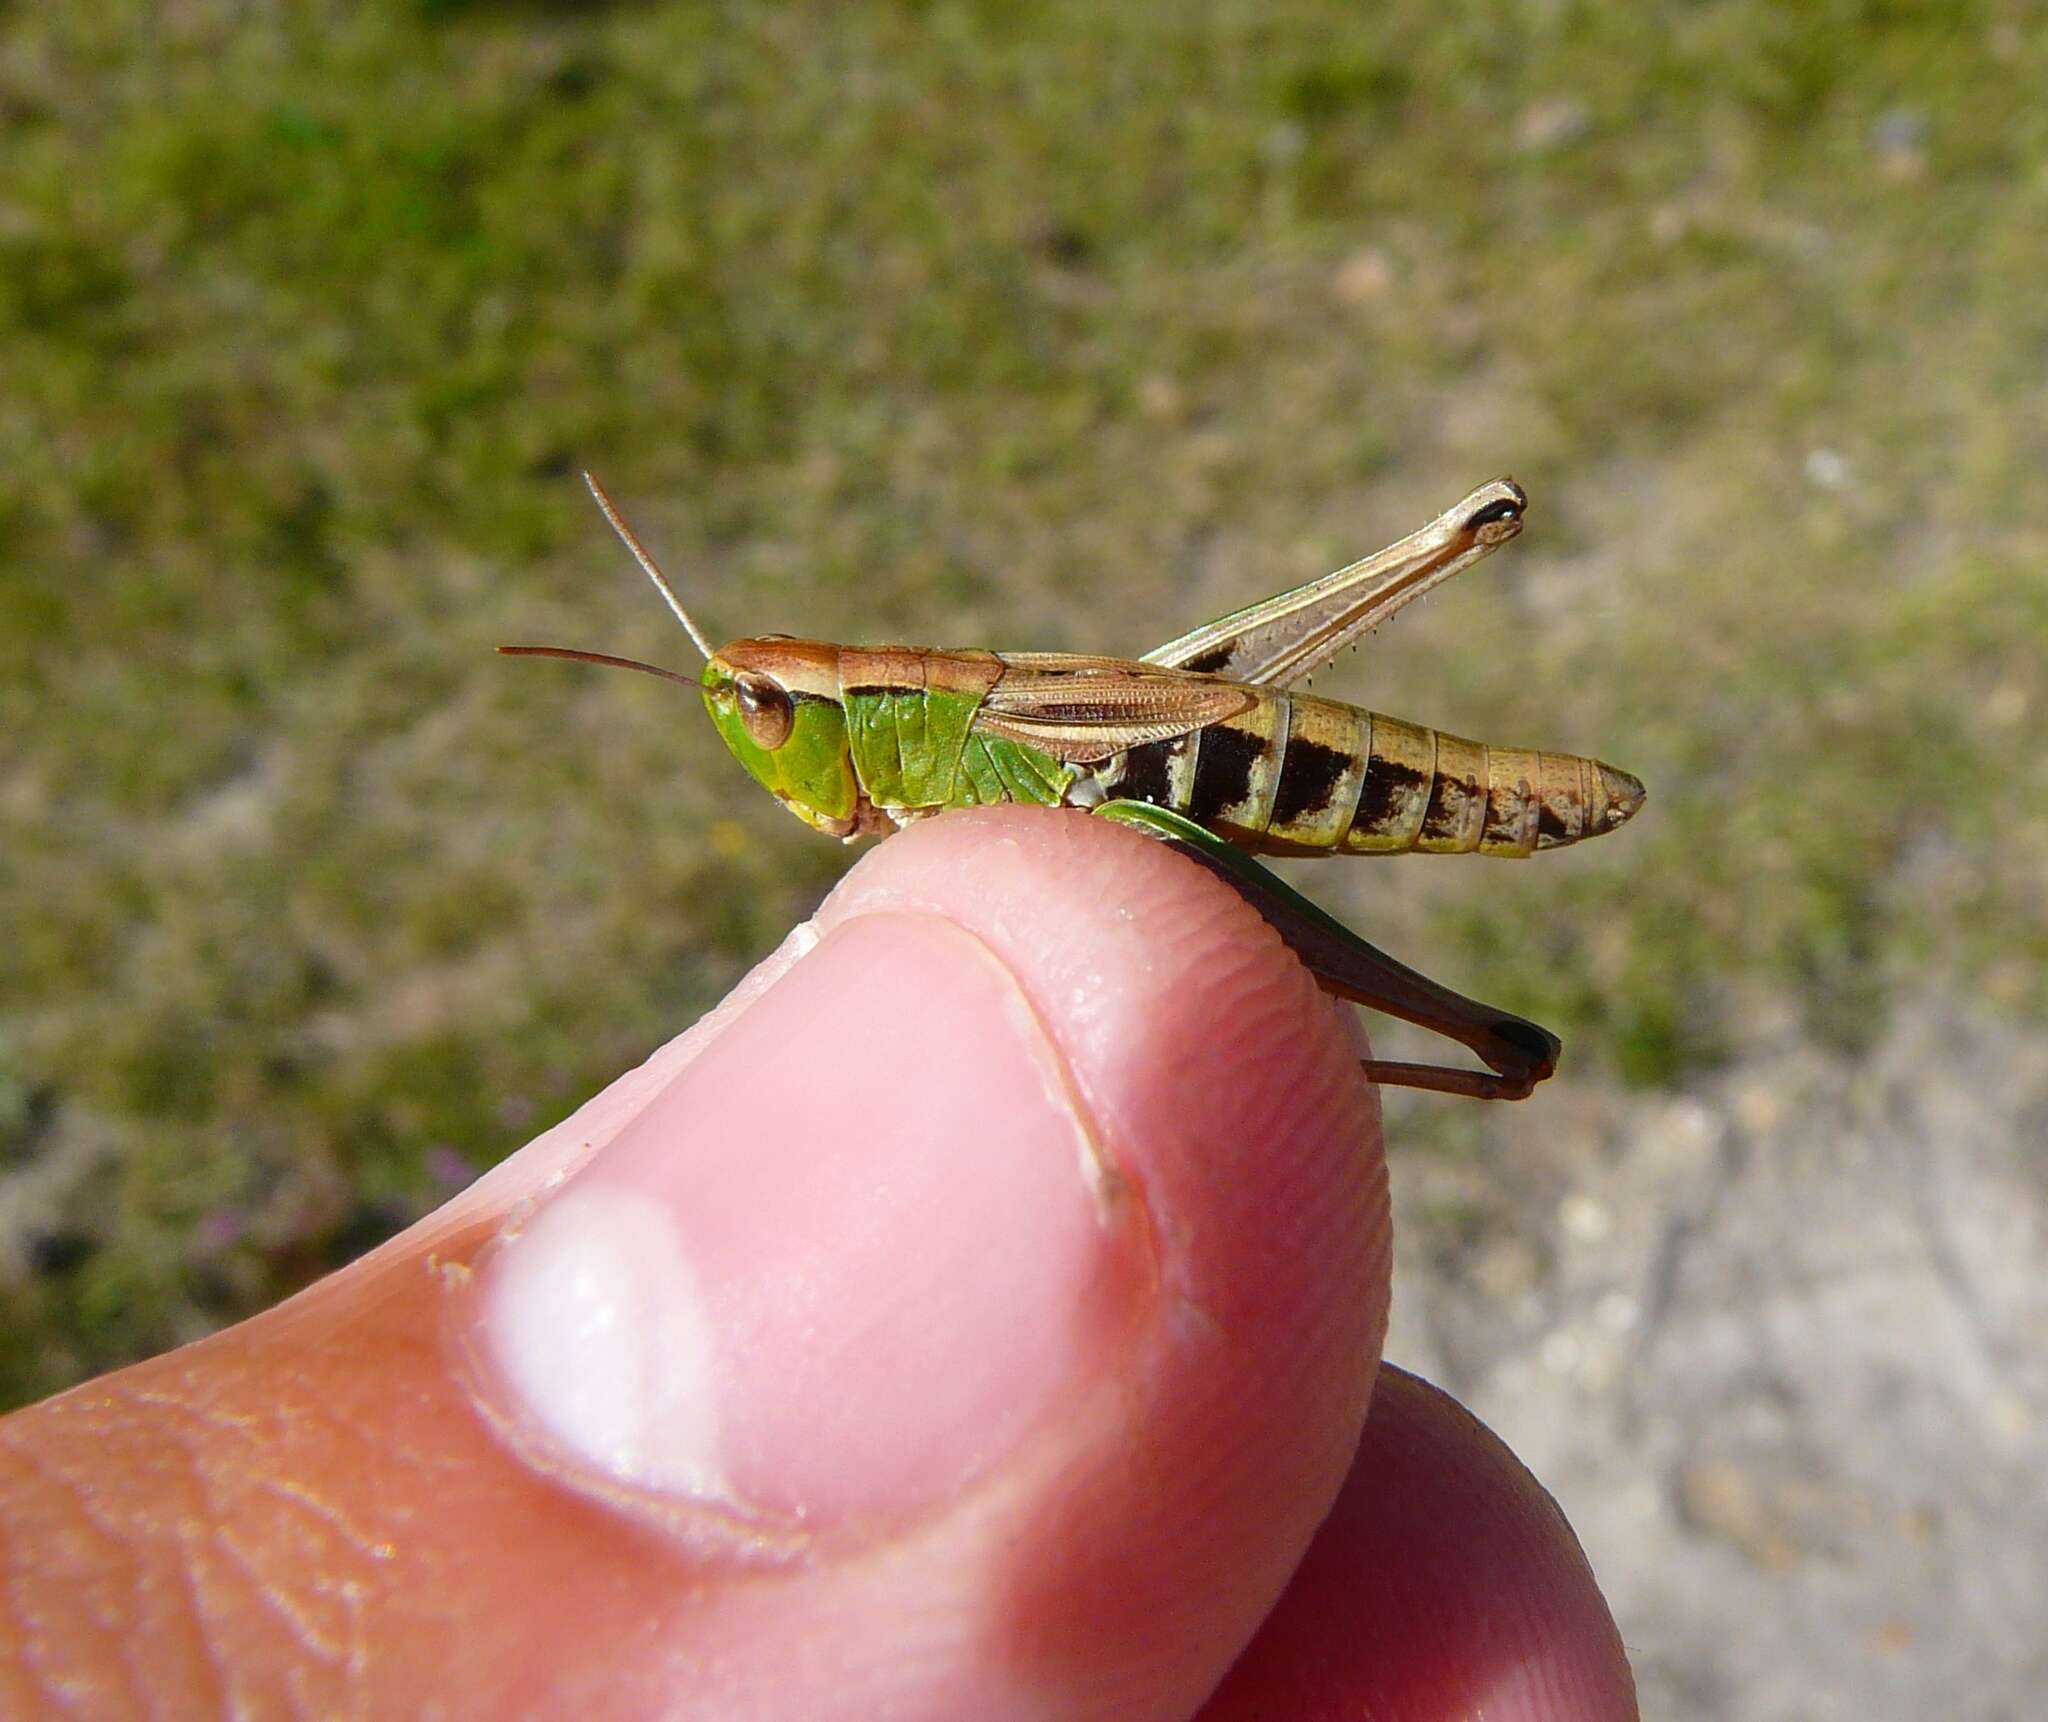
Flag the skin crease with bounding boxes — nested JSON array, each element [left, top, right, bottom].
[[0, 808, 1636, 1720]]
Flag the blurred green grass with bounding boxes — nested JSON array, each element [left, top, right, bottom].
[[2, 0, 2044, 1406]]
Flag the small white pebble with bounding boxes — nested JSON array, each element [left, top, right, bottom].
[[1559, 1192, 1614, 1244]]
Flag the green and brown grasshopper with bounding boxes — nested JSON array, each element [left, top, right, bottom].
[[506, 476, 1644, 1100]]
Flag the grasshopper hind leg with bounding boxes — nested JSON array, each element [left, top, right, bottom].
[[1092, 800, 1560, 1102]]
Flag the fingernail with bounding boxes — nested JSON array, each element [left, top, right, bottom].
[[459, 912, 1135, 1530]]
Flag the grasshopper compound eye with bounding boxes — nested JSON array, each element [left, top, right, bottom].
[[733, 673, 794, 750]]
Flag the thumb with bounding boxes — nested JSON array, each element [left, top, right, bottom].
[[0, 807, 1388, 1720]]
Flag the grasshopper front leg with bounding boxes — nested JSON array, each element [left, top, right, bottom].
[[1093, 801, 1561, 1101]]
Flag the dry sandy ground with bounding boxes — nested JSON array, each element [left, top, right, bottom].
[[1387, 992, 2048, 1719]]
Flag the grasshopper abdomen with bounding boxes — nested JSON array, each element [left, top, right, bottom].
[[1088, 687, 1642, 859]]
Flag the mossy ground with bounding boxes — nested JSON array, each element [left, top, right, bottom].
[[3, 1, 2044, 1405]]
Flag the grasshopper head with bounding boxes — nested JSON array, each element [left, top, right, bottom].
[[702, 639, 865, 838]]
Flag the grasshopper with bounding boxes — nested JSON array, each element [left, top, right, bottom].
[[505, 476, 1644, 1100]]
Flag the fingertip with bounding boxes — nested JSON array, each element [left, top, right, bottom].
[[1200, 1365, 1638, 1721], [473, 907, 1144, 1526], [461, 805, 1394, 1712]]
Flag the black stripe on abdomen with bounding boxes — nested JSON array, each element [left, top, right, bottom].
[[1187, 723, 1264, 825], [1354, 755, 1429, 832], [1271, 736, 1352, 826], [1116, 739, 1177, 808]]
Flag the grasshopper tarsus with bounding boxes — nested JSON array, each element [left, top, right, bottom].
[[1359, 1060, 1540, 1103]]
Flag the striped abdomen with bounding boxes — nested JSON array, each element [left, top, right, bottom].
[[1100, 688, 1644, 858]]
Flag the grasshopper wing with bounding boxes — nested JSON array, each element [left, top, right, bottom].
[[976, 653, 1255, 765], [1143, 479, 1527, 687]]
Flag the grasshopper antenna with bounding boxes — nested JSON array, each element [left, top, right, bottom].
[[583, 471, 717, 662], [494, 644, 702, 687]]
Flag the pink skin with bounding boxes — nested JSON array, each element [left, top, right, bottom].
[[0, 808, 1635, 1719]]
